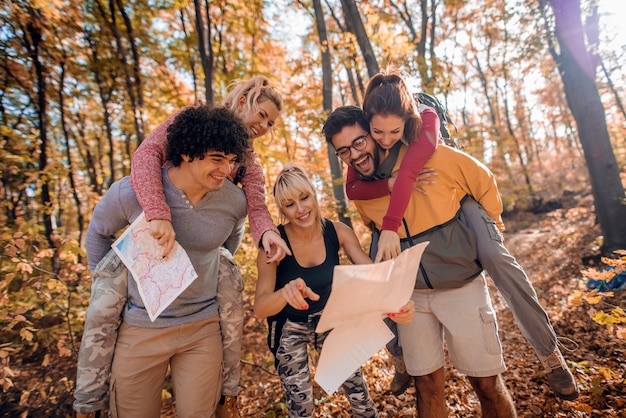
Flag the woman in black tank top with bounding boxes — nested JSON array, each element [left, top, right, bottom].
[[253, 164, 414, 417]]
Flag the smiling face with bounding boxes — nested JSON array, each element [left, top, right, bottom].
[[184, 151, 238, 193], [273, 165, 322, 228], [238, 97, 280, 145], [279, 189, 318, 228], [331, 123, 380, 178], [369, 113, 405, 150]]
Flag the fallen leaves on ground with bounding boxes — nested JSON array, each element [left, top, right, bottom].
[[2, 193, 624, 417]]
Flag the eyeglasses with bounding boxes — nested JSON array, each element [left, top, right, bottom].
[[335, 135, 368, 159]]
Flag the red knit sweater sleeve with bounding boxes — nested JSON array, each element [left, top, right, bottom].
[[345, 166, 390, 200], [381, 107, 439, 231], [240, 154, 279, 248], [130, 108, 186, 222]]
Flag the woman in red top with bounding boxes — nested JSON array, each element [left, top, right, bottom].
[[343, 67, 439, 262]]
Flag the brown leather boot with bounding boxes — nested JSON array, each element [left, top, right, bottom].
[[538, 347, 579, 401], [215, 395, 240, 418], [390, 354, 412, 395]]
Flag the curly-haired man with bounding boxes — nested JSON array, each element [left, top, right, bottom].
[[76, 105, 249, 417]]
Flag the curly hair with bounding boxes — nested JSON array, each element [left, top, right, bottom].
[[362, 66, 422, 145], [165, 105, 249, 167]]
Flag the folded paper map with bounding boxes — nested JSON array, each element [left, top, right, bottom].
[[314, 242, 429, 394], [112, 212, 198, 322]]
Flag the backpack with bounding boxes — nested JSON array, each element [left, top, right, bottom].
[[414, 92, 459, 148]]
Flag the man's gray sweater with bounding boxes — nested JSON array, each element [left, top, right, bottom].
[[85, 167, 247, 328]]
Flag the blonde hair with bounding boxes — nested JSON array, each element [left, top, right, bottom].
[[273, 164, 322, 227], [221, 76, 283, 139]]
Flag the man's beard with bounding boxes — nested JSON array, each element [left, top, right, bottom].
[[352, 150, 380, 180]]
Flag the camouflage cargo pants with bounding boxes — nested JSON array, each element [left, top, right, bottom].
[[275, 314, 379, 418], [216, 247, 244, 396], [74, 249, 127, 414], [73, 247, 245, 413]]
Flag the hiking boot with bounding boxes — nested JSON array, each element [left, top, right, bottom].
[[216, 395, 240, 418], [390, 354, 412, 395], [538, 348, 579, 401]]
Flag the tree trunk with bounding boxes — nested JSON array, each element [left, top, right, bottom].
[[75, 112, 102, 195], [87, 32, 116, 188], [194, 0, 214, 104], [343, 64, 361, 106], [98, 0, 144, 148], [339, 0, 379, 77], [58, 60, 85, 245], [180, 7, 199, 104], [546, 0, 626, 254], [600, 60, 626, 122], [388, 0, 433, 87], [25, 16, 54, 248], [501, 62, 535, 199], [313, 0, 352, 227], [418, 0, 428, 84], [116, 0, 145, 145], [503, 94, 535, 198]]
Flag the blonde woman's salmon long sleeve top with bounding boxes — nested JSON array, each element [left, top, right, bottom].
[[130, 107, 278, 248]]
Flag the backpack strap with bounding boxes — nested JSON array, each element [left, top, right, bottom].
[[415, 92, 460, 148], [402, 218, 415, 247], [267, 315, 288, 369], [232, 165, 247, 185]]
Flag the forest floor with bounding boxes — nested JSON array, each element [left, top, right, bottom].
[[2, 191, 625, 417]]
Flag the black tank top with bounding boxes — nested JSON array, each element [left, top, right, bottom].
[[274, 218, 339, 322]]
